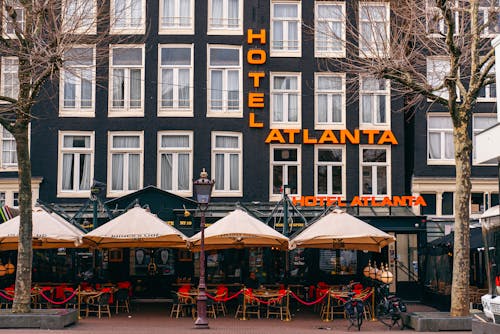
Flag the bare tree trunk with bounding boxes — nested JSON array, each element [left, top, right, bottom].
[[450, 120, 471, 317], [11, 124, 32, 313]]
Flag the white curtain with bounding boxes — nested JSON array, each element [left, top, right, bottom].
[[227, 70, 239, 110], [288, 21, 298, 49], [361, 95, 372, 123], [178, 69, 190, 107], [332, 94, 341, 122], [376, 95, 386, 123], [212, 0, 223, 26], [163, 0, 174, 26], [288, 94, 298, 122], [229, 153, 239, 190], [377, 166, 387, 195], [113, 135, 139, 148], [444, 133, 454, 159], [161, 153, 173, 190], [215, 154, 224, 190], [228, 0, 239, 27], [62, 154, 74, 190], [428, 133, 441, 159], [79, 154, 91, 190], [211, 70, 222, 109], [180, 0, 190, 26], [130, 69, 141, 108], [178, 154, 189, 190], [162, 69, 173, 107], [128, 154, 140, 190], [273, 93, 284, 122], [131, 0, 142, 26], [115, 0, 126, 27], [273, 21, 283, 49], [81, 68, 92, 108], [112, 154, 124, 190], [318, 94, 327, 122], [112, 69, 125, 107], [64, 71, 77, 108]]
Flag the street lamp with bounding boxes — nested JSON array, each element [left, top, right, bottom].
[[193, 168, 215, 329]]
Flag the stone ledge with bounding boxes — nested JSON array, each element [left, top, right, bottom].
[[472, 316, 500, 334], [403, 312, 472, 332], [0, 309, 78, 329]]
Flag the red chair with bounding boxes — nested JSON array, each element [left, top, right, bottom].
[[214, 285, 228, 316]]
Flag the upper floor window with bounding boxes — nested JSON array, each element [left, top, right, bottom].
[[478, 66, 496, 101], [58, 132, 94, 197], [425, 0, 459, 37], [0, 125, 16, 170], [270, 146, 300, 201], [207, 45, 242, 117], [208, 0, 242, 35], [427, 57, 452, 100], [271, 72, 301, 129], [108, 132, 143, 196], [110, 0, 145, 34], [359, 2, 389, 58], [271, 1, 301, 57], [63, 0, 96, 34], [473, 114, 498, 164], [212, 132, 242, 196], [0, 57, 18, 101], [159, 0, 193, 34], [315, 73, 345, 129], [315, 1, 345, 57], [359, 77, 390, 128], [158, 44, 193, 117], [158, 131, 193, 195], [360, 146, 390, 197], [2, 2, 24, 39], [60, 46, 95, 117], [109, 45, 144, 117], [428, 114, 454, 164], [315, 146, 345, 197]]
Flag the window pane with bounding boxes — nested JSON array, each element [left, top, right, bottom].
[[178, 153, 189, 190], [331, 166, 342, 194], [421, 194, 437, 215], [215, 153, 224, 190], [287, 165, 298, 194], [363, 149, 386, 162], [274, 148, 297, 161], [273, 165, 283, 194], [113, 136, 140, 148], [161, 153, 173, 190], [318, 149, 342, 162], [210, 48, 240, 66], [215, 135, 239, 148], [128, 154, 140, 190], [161, 135, 189, 148], [161, 48, 191, 65], [362, 166, 372, 194], [318, 76, 342, 90], [376, 166, 387, 194], [317, 165, 327, 194], [442, 192, 453, 215], [112, 48, 142, 65]]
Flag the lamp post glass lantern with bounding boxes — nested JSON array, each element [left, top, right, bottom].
[[193, 169, 214, 329]]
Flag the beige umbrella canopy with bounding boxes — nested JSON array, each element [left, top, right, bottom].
[[0, 207, 85, 250], [290, 209, 395, 252], [188, 208, 289, 251], [83, 205, 188, 248]]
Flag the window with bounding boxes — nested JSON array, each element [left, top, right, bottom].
[[315, 73, 345, 129], [0, 57, 18, 101], [63, 0, 96, 34], [442, 191, 453, 215], [13, 192, 18, 207], [211, 132, 242, 196], [270, 145, 301, 201], [359, 77, 390, 128], [158, 132, 192, 195], [360, 146, 390, 197], [0, 125, 16, 170], [479, 1, 500, 36], [108, 132, 143, 195], [158, 45, 193, 117], [208, 0, 242, 34], [471, 192, 486, 214], [425, 0, 459, 37], [427, 57, 452, 100], [315, 146, 345, 197], [109, 45, 144, 116], [0, 192, 4, 206], [160, 0, 194, 34], [110, 0, 145, 34], [58, 132, 94, 197], [473, 114, 497, 164], [478, 66, 496, 101], [207, 45, 242, 117], [421, 193, 437, 215], [60, 47, 95, 117], [270, 73, 301, 128], [271, 1, 301, 57], [315, 1, 345, 57], [2, 2, 24, 38], [359, 2, 389, 58], [428, 115, 454, 164]]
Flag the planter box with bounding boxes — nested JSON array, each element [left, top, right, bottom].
[[0, 309, 78, 329]]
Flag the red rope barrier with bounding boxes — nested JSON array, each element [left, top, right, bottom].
[[38, 289, 79, 305], [0, 291, 14, 301], [289, 290, 328, 306], [206, 289, 243, 302]]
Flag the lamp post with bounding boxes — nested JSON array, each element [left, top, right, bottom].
[[193, 169, 215, 329]]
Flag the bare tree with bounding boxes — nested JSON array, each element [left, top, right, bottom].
[[314, 0, 496, 316], [0, 0, 134, 313]]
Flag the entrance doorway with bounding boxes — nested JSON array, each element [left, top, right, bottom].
[[392, 233, 420, 300]]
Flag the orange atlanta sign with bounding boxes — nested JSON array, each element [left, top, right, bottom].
[[291, 196, 427, 207]]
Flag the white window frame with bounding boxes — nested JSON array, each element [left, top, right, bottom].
[[477, 65, 496, 102], [0, 56, 19, 102], [271, 1, 302, 57], [211, 131, 243, 197], [269, 144, 301, 202], [57, 131, 95, 197], [479, 1, 500, 37], [0, 125, 16, 170], [62, 0, 97, 34], [270, 72, 301, 129], [358, 2, 390, 58], [314, 1, 345, 58], [107, 131, 144, 197], [158, 44, 193, 117], [110, 0, 146, 35], [315, 72, 345, 129], [427, 113, 455, 165], [359, 76, 390, 129], [157, 131, 193, 196], [159, 0, 195, 34], [359, 145, 391, 198], [2, 3, 24, 39], [207, 0, 243, 35], [59, 46, 96, 117], [108, 45, 145, 117], [314, 145, 346, 198], [473, 113, 498, 165], [425, 0, 460, 38], [207, 45, 243, 118], [426, 56, 460, 101]]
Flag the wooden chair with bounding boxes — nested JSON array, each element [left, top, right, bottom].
[[114, 288, 130, 314], [170, 292, 195, 318], [267, 291, 289, 320], [0, 290, 13, 309], [64, 289, 78, 309], [214, 286, 228, 316], [86, 292, 112, 319]]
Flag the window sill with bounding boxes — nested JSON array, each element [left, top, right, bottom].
[[108, 110, 144, 117], [212, 191, 243, 198], [427, 160, 456, 165], [59, 110, 95, 118], [158, 109, 193, 117], [315, 51, 346, 58], [57, 191, 91, 198], [270, 50, 302, 58], [207, 111, 243, 118], [207, 28, 243, 35], [158, 28, 194, 35], [109, 27, 146, 35], [315, 123, 346, 130]]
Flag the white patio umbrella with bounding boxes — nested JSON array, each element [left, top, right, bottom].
[[0, 207, 85, 250], [188, 208, 289, 251], [83, 205, 188, 248], [289, 209, 395, 252]]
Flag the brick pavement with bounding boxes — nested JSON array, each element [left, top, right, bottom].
[[1, 302, 472, 334]]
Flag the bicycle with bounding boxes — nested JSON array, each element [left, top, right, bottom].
[[375, 283, 407, 330], [344, 292, 364, 331]]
